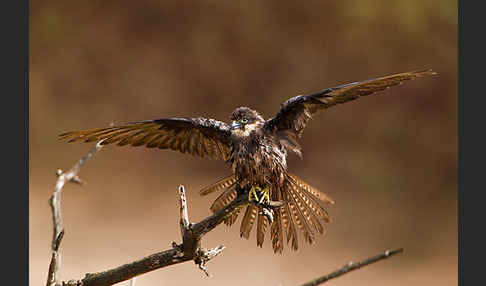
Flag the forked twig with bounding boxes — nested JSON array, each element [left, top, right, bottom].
[[46, 142, 103, 286], [46, 143, 249, 286], [56, 187, 247, 286]]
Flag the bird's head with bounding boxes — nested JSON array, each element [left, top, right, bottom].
[[230, 107, 264, 137]]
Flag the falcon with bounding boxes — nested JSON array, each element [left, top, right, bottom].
[[59, 69, 436, 253]]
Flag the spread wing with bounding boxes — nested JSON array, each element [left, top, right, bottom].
[[264, 69, 436, 139], [59, 117, 232, 160]]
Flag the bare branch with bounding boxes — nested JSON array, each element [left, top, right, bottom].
[[195, 245, 226, 277], [56, 187, 248, 286], [179, 185, 189, 238], [46, 142, 103, 286], [300, 248, 404, 286], [46, 140, 250, 286]]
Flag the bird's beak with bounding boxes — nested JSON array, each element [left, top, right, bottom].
[[231, 121, 242, 130]]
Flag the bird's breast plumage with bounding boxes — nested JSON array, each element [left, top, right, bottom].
[[230, 132, 287, 189]]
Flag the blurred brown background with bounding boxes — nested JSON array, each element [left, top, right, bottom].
[[30, 1, 457, 285]]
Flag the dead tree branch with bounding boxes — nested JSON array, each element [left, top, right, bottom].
[[47, 142, 104, 286], [300, 248, 404, 286], [57, 187, 247, 286], [46, 143, 249, 286]]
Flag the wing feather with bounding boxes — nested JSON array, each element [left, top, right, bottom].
[[264, 69, 436, 139], [59, 118, 232, 160]]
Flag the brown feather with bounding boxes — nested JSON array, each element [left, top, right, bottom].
[[156, 133, 173, 149], [83, 127, 123, 142], [200, 178, 242, 227], [288, 174, 334, 204], [240, 205, 258, 239], [187, 131, 197, 155], [195, 131, 204, 157], [59, 118, 232, 160], [271, 209, 284, 254], [159, 131, 175, 149], [223, 205, 243, 226], [199, 175, 237, 196], [291, 185, 325, 234], [282, 202, 299, 251], [270, 186, 285, 253], [285, 181, 315, 244], [210, 187, 237, 214], [265, 69, 436, 138], [256, 211, 268, 247], [145, 134, 164, 148], [117, 130, 147, 146], [130, 132, 159, 147], [296, 185, 330, 224], [99, 129, 140, 144], [288, 175, 332, 225]]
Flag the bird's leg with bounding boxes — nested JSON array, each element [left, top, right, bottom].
[[249, 186, 261, 202]]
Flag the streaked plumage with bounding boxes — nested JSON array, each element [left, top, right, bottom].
[[59, 69, 436, 253]]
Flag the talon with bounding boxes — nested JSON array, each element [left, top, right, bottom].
[[258, 187, 270, 205], [249, 186, 261, 202], [260, 207, 274, 224]]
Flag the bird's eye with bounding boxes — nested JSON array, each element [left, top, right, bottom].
[[241, 118, 248, 124]]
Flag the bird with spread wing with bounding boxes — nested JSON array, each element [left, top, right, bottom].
[[59, 69, 436, 254]]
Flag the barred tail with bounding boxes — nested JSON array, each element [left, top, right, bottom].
[[198, 173, 334, 254], [270, 174, 334, 253]]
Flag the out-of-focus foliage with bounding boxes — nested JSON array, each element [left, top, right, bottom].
[[30, 1, 456, 285]]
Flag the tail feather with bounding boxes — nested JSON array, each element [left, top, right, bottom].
[[200, 175, 237, 196], [284, 182, 315, 245], [271, 186, 285, 254], [271, 209, 285, 254], [199, 173, 333, 254], [295, 189, 325, 234], [256, 211, 268, 247], [224, 205, 243, 226], [288, 174, 334, 204], [290, 179, 328, 231], [288, 174, 332, 222], [300, 186, 332, 223], [240, 205, 258, 239], [202, 176, 242, 227], [210, 187, 237, 213], [282, 202, 299, 251]]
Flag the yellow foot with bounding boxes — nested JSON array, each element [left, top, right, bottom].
[[249, 186, 262, 202], [248, 186, 270, 205], [258, 187, 270, 205]]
